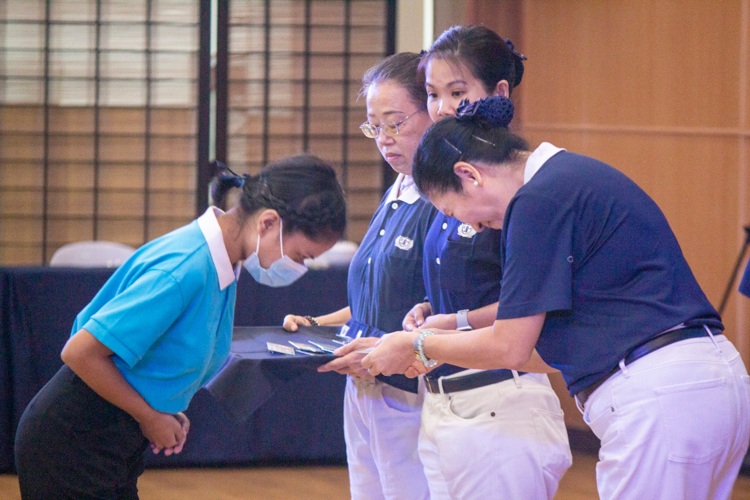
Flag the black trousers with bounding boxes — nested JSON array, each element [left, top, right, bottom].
[[15, 365, 149, 500]]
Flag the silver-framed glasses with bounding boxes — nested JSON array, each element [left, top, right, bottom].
[[359, 105, 427, 138]]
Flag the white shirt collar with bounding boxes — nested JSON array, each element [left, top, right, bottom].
[[197, 207, 240, 291], [523, 142, 566, 184], [384, 173, 421, 204]]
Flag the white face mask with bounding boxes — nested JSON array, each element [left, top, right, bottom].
[[243, 219, 308, 287]]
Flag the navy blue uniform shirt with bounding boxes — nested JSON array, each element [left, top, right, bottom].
[[423, 213, 503, 315], [424, 213, 503, 378], [348, 174, 438, 334], [496, 143, 723, 396]]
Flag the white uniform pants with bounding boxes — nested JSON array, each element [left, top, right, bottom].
[[581, 334, 750, 500], [419, 372, 573, 500], [343, 376, 430, 500]]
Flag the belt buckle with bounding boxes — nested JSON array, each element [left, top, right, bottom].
[[424, 377, 437, 395]]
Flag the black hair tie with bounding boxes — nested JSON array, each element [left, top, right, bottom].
[[504, 38, 527, 61], [214, 160, 245, 189], [455, 96, 514, 128]]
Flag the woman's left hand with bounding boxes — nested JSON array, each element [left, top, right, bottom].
[[361, 330, 421, 376]]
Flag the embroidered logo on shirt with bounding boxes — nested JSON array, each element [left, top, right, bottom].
[[395, 236, 414, 251], [457, 223, 477, 238]]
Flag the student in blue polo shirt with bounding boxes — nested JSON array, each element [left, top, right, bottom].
[[282, 53, 437, 499], [393, 27, 571, 499], [14, 156, 346, 500], [363, 96, 750, 500]]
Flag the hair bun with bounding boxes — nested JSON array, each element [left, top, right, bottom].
[[455, 95, 514, 128]]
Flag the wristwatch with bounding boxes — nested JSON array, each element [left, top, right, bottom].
[[456, 309, 472, 331], [413, 330, 438, 368]]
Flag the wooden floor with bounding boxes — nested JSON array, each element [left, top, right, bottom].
[[1, 452, 749, 499]]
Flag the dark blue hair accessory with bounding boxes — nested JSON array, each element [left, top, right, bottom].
[[419, 49, 428, 56], [504, 39, 527, 61], [215, 160, 245, 188], [456, 96, 514, 128]]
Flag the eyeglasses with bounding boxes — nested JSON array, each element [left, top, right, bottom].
[[360, 106, 427, 139]]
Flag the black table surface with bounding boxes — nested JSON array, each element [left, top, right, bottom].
[[0, 266, 349, 471]]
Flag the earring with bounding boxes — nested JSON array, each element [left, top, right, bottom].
[[473, 181, 479, 186]]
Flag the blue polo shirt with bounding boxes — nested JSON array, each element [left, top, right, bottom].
[[72, 208, 237, 413], [424, 213, 503, 378], [740, 259, 750, 298], [424, 213, 503, 315], [348, 175, 438, 334], [496, 143, 723, 396]]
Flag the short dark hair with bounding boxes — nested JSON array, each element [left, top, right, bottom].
[[360, 52, 427, 109], [413, 117, 529, 196], [420, 25, 525, 95], [210, 155, 347, 242]]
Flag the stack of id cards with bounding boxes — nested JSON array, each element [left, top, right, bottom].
[[266, 340, 341, 356]]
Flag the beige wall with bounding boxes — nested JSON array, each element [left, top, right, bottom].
[[453, 0, 750, 428]]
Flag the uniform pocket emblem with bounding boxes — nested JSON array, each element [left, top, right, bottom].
[[457, 223, 477, 238], [395, 236, 414, 251]]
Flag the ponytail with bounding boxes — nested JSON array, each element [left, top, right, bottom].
[[209, 162, 246, 211]]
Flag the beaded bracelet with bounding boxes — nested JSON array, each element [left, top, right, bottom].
[[413, 330, 438, 368], [304, 315, 319, 326]]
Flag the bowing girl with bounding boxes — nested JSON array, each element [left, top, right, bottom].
[[282, 53, 437, 499], [15, 156, 346, 500], [363, 96, 750, 500], [405, 26, 572, 499]]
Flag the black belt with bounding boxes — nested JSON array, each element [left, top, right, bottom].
[[576, 325, 716, 406], [424, 369, 519, 394]]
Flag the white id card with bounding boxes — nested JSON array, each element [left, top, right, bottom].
[[267, 342, 295, 356], [288, 341, 324, 354]]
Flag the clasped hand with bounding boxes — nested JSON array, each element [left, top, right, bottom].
[[140, 411, 190, 456]]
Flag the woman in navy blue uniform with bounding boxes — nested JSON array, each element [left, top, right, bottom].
[[398, 27, 571, 499], [363, 96, 750, 500], [282, 53, 437, 499], [14, 157, 346, 500]]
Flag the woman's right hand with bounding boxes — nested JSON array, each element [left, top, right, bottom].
[[139, 410, 187, 456], [282, 314, 312, 332], [402, 302, 433, 331], [318, 337, 379, 381]]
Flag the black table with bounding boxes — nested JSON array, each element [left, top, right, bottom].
[[0, 266, 349, 472]]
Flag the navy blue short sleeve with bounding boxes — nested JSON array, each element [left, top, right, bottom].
[[496, 193, 573, 319], [423, 214, 503, 315]]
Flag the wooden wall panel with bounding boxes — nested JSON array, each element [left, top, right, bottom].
[[520, 0, 742, 129], [737, 0, 750, 368]]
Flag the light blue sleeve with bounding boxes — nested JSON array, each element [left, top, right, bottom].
[[81, 269, 186, 368]]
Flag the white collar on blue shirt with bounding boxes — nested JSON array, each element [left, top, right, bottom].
[[384, 173, 421, 204], [523, 142, 566, 185], [197, 207, 241, 290]]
